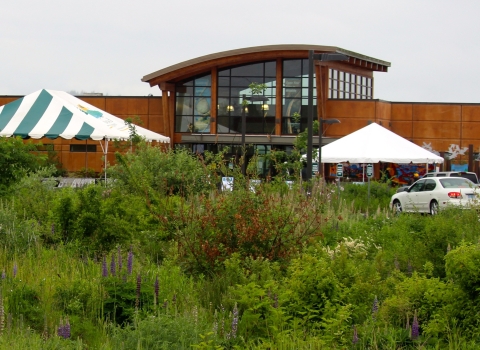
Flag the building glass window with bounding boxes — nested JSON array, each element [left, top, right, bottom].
[[328, 69, 372, 100], [217, 62, 276, 134], [282, 59, 316, 135], [175, 74, 212, 133], [70, 145, 97, 152]]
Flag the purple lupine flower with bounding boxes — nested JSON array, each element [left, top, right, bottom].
[[64, 318, 71, 339], [372, 296, 378, 319], [1, 270, 5, 279], [411, 311, 419, 339], [57, 317, 71, 339], [154, 276, 159, 304], [13, 264, 17, 278], [117, 246, 122, 272], [102, 256, 108, 277], [231, 303, 239, 339], [57, 318, 64, 338], [127, 249, 133, 275], [352, 325, 359, 344], [110, 253, 116, 277]]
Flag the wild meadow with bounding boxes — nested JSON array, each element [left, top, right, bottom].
[[1, 138, 480, 349]]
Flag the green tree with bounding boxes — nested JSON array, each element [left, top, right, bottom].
[[0, 136, 47, 193]]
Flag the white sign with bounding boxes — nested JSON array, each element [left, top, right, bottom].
[[336, 163, 343, 177], [221, 177, 234, 191], [367, 163, 374, 178]]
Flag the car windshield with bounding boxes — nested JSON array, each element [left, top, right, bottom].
[[453, 173, 478, 184], [440, 178, 474, 188]]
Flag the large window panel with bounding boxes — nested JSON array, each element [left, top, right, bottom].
[[218, 77, 230, 86], [195, 76, 211, 86], [175, 73, 211, 133], [265, 61, 276, 76], [231, 77, 262, 87], [217, 61, 276, 134], [283, 60, 302, 77], [328, 70, 372, 100], [176, 96, 193, 116], [231, 63, 264, 77], [282, 59, 316, 135]]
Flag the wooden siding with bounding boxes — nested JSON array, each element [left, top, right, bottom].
[[3, 94, 480, 174], [326, 100, 480, 156]]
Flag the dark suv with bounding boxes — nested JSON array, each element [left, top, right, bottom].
[[422, 171, 479, 184]]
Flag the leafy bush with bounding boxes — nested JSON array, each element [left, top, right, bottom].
[[110, 143, 219, 198], [0, 137, 47, 194], [0, 200, 41, 254], [110, 312, 210, 350], [3, 280, 43, 331], [169, 182, 329, 275]]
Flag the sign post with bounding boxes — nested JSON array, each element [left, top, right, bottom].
[[366, 163, 373, 178], [366, 163, 373, 206], [336, 163, 343, 202]]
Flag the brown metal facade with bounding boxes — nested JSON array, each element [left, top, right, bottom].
[[2, 45, 480, 174]]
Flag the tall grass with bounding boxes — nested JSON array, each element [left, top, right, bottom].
[[1, 177, 480, 348]]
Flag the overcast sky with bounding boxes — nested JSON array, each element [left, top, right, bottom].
[[2, 1, 479, 103]]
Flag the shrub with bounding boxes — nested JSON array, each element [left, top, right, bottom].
[[169, 182, 329, 275], [110, 311, 211, 349], [0, 137, 47, 194], [110, 143, 218, 198]]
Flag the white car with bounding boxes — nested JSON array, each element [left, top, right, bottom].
[[390, 177, 479, 215]]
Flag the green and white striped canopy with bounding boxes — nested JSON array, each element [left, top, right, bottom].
[[0, 89, 170, 142]]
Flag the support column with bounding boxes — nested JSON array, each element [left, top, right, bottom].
[[275, 58, 283, 135], [161, 89, 171, 147]]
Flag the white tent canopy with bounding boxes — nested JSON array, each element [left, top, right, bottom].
[[319, 122, 444, 164], [0, 89, 170, 143]]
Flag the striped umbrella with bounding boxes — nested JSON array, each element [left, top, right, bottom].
[[0, 89, 170, 142]]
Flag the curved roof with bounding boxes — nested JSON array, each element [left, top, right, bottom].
[[142, 44, 391, 86]]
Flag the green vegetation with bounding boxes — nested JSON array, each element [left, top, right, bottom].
[[0, 140, 479, 349]]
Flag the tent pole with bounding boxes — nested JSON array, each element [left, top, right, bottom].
[[99, 139, 108, 187], [105, 139, 108, 186], [85, 139, 88, 178]]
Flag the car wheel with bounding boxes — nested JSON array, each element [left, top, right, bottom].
[[430, 200, 439, 215], [393, 200, 402, 214]]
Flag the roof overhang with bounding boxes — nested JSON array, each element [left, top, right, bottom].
[[181, 133, 338, 146], [142, 44, 391, 87]]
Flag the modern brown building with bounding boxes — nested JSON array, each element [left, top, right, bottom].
[[2, 44, 480, 177], [141, 44, 480, 177]]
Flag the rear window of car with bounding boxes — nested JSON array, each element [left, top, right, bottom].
[[459, 173, 478, 184], [440, 178, 475, 188]]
